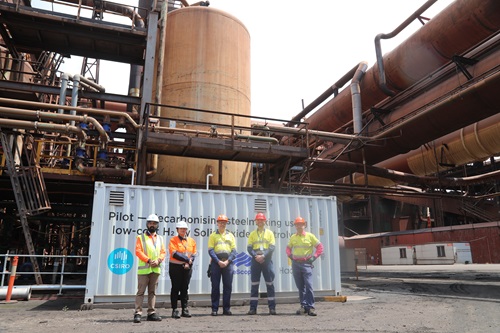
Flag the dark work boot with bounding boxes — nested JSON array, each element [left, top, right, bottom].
[[172, 309, 181, 319], [147, 313, 162, 321], [181, 308, 192, 317]]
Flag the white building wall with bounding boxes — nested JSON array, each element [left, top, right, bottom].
[[381, 246, 414, 265], [414, 243, 454, 265]]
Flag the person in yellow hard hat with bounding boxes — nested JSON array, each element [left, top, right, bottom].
[[247, 212, 277, 315], [133, 214, 166, 323], [168, 221, 197, 319], [208, 214, 237, 316], [286, 216, 324, 316]]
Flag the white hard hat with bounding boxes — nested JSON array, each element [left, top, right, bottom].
[[146, 214, 159, 223], [176, 221, 188, 229]]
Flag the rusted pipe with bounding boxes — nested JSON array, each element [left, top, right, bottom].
[[265, 124, 370, 145], [0, 106, 109, 143], [309, 38, 500, 183], [308, 158, 500, 187], [75, 159, 134, 177], [0, 118, 87, 142], [58, 0, 145, 28], [288, 63, 362, 126], [374, 0, 437, 96], [0, 98, 139, 129], [74, 74, 105, 93], [234, 134, 279, 144], [306, 0, 500, 132]]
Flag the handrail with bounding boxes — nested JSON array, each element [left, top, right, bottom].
[[1, 253, 88, 295]]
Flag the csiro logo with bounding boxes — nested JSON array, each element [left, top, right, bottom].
[[107, 248, 133, 275]]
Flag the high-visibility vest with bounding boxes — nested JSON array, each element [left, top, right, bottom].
[[208, 230, 236, 260], [287, 232, 320, 261], [137, 233, 163, 275], [248, 228, 275, 253], [169, 236, 197, 265]]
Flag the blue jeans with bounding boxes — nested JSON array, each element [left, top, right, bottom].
[[250, 259, 276, 310], [210, 262, 234, 312], [291, 261, 315, 310]]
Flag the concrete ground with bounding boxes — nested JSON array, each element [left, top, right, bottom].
[[0, 264, 499, 333]]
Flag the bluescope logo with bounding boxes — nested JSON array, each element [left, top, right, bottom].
[[232, 252, 251, 275], [107, 248, 133, 275]]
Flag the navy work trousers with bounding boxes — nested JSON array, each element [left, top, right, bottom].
[[210, 262, 234, 313], [249, 259, 276, 310], [291, 260, 315, 311]]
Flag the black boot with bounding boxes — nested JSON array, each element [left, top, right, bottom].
[[181, 308, 192, 317], [172, 309, 181, 319]]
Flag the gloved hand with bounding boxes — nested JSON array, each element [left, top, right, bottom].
[[307, 257, 316, 264]]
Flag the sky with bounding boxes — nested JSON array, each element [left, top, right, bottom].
[[54, 0, 455, 121]]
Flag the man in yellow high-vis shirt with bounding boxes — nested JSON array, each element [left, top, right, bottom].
[[247, 212, 277, 315], [286, 216, 324, 316], [133, 214, 166, 323], [208, 214, 237, 316]]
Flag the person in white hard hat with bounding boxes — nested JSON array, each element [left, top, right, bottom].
[[168, 220, 197, 319], [133, 214, 166, 323]]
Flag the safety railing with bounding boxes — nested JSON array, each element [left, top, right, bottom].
[[142, 102, 310, 149], [0, 253, 88, 295]]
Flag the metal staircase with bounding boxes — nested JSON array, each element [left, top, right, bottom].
[[461, 201, 497, 223], [0, 129, 51, 284]]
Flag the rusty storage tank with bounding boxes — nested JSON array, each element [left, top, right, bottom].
[[151, 6, 252, 187]]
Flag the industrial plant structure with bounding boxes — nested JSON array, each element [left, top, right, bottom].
[[0, 0, 499, 285]]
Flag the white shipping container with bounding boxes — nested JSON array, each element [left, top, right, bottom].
[[85, 182, 341, 304], [414, 243, 454, 265], [453, 242, 473, 264], [381, 246, 414, 265]]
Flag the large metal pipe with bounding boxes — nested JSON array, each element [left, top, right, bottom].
[[0, 118, 87, 141], [0, 286, 31, 301], [374, 0, 437, 96], [376, 113, 500, 176], [305, 0, 500, 132], [75, 159, 133, 178], [288, 63, 363, 125], [309, 158, 500, 187], [310, 66, 500, 182], [350, 62, 368, 134], [58, 72, 70, 114], [0, 106, 109, 143], [59, 0, 145, 28], [0, 98, 139, 129]]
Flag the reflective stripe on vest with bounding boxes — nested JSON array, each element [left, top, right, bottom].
[[169, 237, 196, 265], [288, 232, 318, 261], [138, 233, 162, 275]]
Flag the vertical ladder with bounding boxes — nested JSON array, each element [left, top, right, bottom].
[[1, 130, 51, 284]]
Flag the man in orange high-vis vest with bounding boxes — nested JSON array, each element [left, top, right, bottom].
[[168, 221, 197, 319], [133, 214, 166, 323]]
